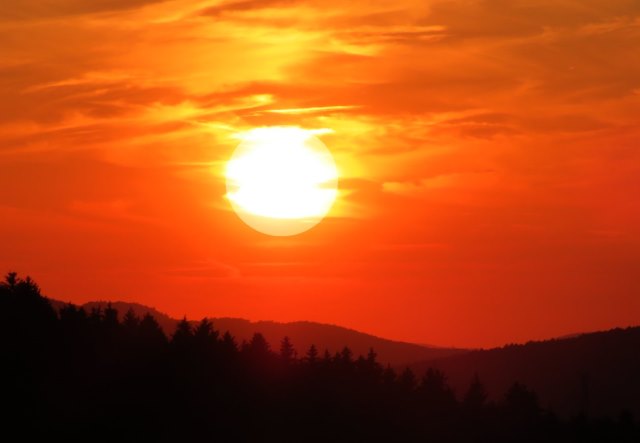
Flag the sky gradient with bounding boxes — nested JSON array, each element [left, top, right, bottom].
[[1, 0, 639, 348]]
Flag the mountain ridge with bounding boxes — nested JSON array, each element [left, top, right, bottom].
[[407, 325, 640, 418], [48, 297, 640, 418], [48, 298, 466, 366]]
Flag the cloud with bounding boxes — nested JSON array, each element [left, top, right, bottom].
[[382, 171, 498, 196], [0, 0, 169, 19], [261, 105, 359, 115], [198, 0, 300, 17]]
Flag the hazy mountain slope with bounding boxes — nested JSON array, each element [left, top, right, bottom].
[[206, 317, 465, 365], [50, 299, 465, 366], [407, 326, 640, 418]]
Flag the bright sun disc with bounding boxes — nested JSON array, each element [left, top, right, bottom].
[[225, 127, 338, 236]]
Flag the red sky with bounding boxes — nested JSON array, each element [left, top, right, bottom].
[[1, 0, 639, 348]]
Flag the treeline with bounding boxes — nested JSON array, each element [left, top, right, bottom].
[[1, 273, 637, 442]]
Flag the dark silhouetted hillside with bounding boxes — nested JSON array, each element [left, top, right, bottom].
[[5, 273, 639, 441], [49, 299, 465, 366], [407, 327, 640, 418]]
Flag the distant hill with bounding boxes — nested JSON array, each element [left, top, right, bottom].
[[48, 299, 465, 367], [407, 326, 640, 418]]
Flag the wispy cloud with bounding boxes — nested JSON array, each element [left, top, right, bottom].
[[261, 105, 359, 115]]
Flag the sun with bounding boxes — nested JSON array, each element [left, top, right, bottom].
[[225, 127, 339, 236]]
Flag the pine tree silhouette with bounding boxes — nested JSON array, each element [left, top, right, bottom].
[[305, 344, 318, 365], [279, 336, 295, 363], [248, 332, 270, 354], [400, 367, 417, 391], [194, 318, 219, 348], [172, 317, 193, 351], [139, 313, 167, 347], [221, 331, 238, 355], [122, 308, 140, 331], [463, 373, 488, 411], [383, 364, 397, 386], [419, 367, 456, 411], [2, 272, 638, 442]]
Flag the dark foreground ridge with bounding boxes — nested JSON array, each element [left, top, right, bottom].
[[408, 326, 640, 419], [2, 273, 638, 442]]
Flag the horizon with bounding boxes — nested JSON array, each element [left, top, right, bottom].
[[39, 286, 640, 350], [4, 268, 640, 439], [2, 0, 640, 349]]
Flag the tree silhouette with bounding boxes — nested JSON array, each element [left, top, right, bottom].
[[383, 364, 397, 386], [194, 318, 219, 347], [248, 332, 270, 354], [139, 313, 167, 347], [419, 368, 457, 412], [400, 367, 417, 391], [279, 336, 295, 363], [221, 331, 238, 355], [365, 348, 383, 380], [505, 382, 540, 417], [2, 272, 638, 442], [305, 344, 318, 365], [463, 373, 488, 411], [122, 308, 140, 331], [4, 271, 18, 289], [0, 271, 55, 327], [59, 302, 87, 328], [339, 346, 353, 364], [173, 317, 192, 342], [103, 302, 119, 329]]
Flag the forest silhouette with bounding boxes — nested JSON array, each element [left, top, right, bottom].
[[2, 272, 638, 442]]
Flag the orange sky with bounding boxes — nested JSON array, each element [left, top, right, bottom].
[[1, 0, 639, 348]]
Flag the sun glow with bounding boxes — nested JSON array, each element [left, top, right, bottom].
[[225, 127, 338, 236]]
